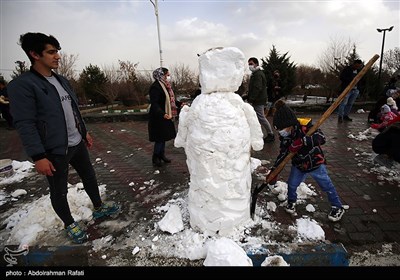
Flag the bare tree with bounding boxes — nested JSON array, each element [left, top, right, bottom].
[[317, 36, 355, 73], [57, 52, 79, 80], [383, 47, 400, 75], [170, 63, 198, 97], [101, 64, 121, 105]]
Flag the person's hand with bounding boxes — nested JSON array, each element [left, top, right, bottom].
[[86, 132, 94, 148], [164, 114, 172, 120], [289, 138, 303, 153], [370, 123, 380, 130], [35, 158, 56, 176]]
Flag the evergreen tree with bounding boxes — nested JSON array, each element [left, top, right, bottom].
[[11, 60, 28, 79], [79, 64, 108, 105], [261, 45, 296, 98]]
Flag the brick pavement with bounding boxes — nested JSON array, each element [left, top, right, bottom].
[[1, 110, 400, 265]]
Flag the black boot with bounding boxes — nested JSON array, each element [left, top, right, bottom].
[[152, 154, 162, 167], [159, 153, 171, 163]]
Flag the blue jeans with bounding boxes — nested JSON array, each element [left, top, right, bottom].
[[338, 88, 359, 117], [253, 104, 273, 135], [287, 164, 342, 208]]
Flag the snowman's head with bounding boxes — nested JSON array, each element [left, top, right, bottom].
[[198, 47, 245, 94]]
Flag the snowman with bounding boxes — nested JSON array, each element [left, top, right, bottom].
[[174, 47, 263, 236]]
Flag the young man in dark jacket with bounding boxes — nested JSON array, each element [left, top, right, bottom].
[[338, 59, 363, 123], [8, 32, 119, 244], [269, 100, 345, 222], [247, 57, 274, 142]]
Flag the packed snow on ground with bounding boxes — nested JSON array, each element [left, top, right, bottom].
[[0, 162, 323, 266]]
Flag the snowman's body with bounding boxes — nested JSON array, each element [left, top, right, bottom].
[[174, 47, 263, 236]]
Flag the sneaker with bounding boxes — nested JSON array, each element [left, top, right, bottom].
[[264, 134, 275, 143], [93, 202, 120, 219], [338, 116, 343, 123], [65, 222, 88, 244], [343, 116, 352, 121], [285, 201, 296, 214], [328, 206, 345, 222]]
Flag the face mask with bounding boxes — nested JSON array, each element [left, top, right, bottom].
[[166, 76, 171, 82], [278, 129, 290, 137], [249, 65, 255, 72]]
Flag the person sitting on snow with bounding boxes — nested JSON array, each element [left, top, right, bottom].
[[386, 97, 399, 115], [372, 114, 400, 166], [371, 104, 398, 132]]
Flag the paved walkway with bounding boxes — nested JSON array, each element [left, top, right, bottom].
[[1, 110, 400, 266]]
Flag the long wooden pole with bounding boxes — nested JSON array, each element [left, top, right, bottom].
[[250, 54, 379, 218]]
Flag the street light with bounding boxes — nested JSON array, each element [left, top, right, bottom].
[[150, 0, 163, 67], [377, 26, 394, 84]]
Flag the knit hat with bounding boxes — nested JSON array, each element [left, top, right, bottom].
[[381, 104, 391, 114], [387, 97, 396, 106], [273, 100, 298, 130]]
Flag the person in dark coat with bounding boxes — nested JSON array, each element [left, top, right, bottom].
[[8, 32, 119, 244], [372, 115, 400, 165], [337, 59, 363, 123], [0, 80, 14, 129], [148, 67, 177, 167]]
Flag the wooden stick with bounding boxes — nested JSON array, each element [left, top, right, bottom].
[[250, 54, 379, 218]]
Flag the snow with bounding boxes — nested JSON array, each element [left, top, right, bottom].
[[157, 204, 184, 234], [0, 160, 34, 186], [261, 255, 290, 266], [203, 237, 253, 266], [174, 47, 264, 236], [295, 217, 325, 241]]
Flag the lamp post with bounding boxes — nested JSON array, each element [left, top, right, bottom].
[[150, 0, 163, 67], [377, 26, 394, 84]]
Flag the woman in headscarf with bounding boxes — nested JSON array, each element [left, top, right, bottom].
[[148, 67, 177, 167]]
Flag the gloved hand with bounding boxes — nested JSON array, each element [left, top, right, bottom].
[[370, 123, 380, 129], [289, 137, 303, 153]]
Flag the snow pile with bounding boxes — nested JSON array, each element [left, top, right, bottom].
[[157, 204, 184, 234], [295, 217, 325, 241], [261, 255, 290, 266], [203, 237, 253, 266], [3, 183, 107, 248], [0, 160, 35, 186]]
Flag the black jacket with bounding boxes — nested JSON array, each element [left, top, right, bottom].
[[340, 65, 359, 91], [148, 81, 176, 142], [273, 119, 327, 172], [8, 69, 87, 161]]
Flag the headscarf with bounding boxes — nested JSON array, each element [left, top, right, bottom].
[[152, 67, 165, 82], [152, 67, 177, 118]]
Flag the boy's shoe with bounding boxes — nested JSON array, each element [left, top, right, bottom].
[[93, 202, 120, 219], [328, 206, 345, 222], [343, 116, 353, 121], [65, 222, 88, 244], [284, 201, 296, 214]]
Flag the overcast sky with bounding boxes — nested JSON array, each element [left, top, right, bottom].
[[0, 0, 399, 80]]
